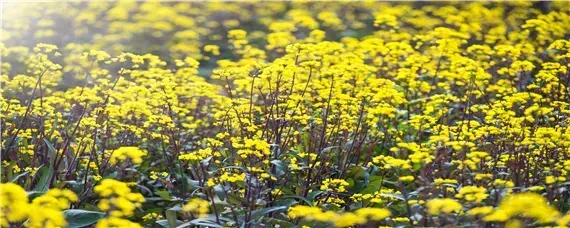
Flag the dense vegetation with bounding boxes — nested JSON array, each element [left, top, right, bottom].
[[2, 1, 570, 227]]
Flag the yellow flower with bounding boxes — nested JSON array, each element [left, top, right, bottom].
[[0, 183, 29, 225], [399, 176, 415, 182], [149, 171, 169, 180], [182, 198, 210, 218], [95, 217, 142, 228], [354, 208, 391, 220], [455, 186, 488, 203], [484, 193, 560, 223], [426, 198, 463, 215], [433, 178, 458, 185], [557, 213, 570, 227], [204, 45, 220, 56], [372, 155, 412, 170], [179, 148, 213, 162], [546, 175, 556, 184], [288, 206, 390, 227], [468, 206, 494, 217], [142, 212, 163, 221], [1, 184, 77, 228], [94, 179, 145, 218], [26, 207, 67, 228], [320, 179, 350, 193], [109, 146, 147, 165]]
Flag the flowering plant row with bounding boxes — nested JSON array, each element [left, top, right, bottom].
[[1, 1, 570, 227]]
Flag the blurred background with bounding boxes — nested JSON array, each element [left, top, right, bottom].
[[1, 1, 567, 80]]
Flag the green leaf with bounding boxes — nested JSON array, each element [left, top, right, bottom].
[[360, 185, 379, 195], [26, 191, 45, 200], [413, 162, 422, 171], [351, 179, 367, 193], [2, 136, 21, 150], [346, 178, 355, 189], [213, 185, 225, 201], [34, 166, 53, 192], [307, 190, 324, 202], [10, 171, 30, 183], [44, 139, 57, 166], [281, 195, 313, 206], [360, 175, 384, 194], [63, 209, 105, 228], [156, 220, 170, 228], [370, 178, 384, 188], [247, 206, 287, 220], [380, 193, 405, 201], [319, 146, 339, 154], [105, 171, 118, 179], [156, 190, 172, 200], [177, 218, 223, 228], [348, 166, 367, 179], [168, 205, 183, 212], [157, 219, 183, 228], [166, 210, 178, 228], [187, 179, 200, 188], [270, 160, 287, 177], [227, 193, 247, 205], [200, 156, 213, 165], [370, 174, 385, 181], [262, 217, 296, 227], [136, 184, 153, 195]]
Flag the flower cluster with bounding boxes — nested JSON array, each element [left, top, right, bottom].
[[109, 146, 147, 165], [94, 179, 145, 227], [288, 205, 391, 227], [182, 198, 210, 218], [1, 183, 77, 228]]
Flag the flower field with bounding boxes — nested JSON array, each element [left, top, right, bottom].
[[1, 1, 570, 227]]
